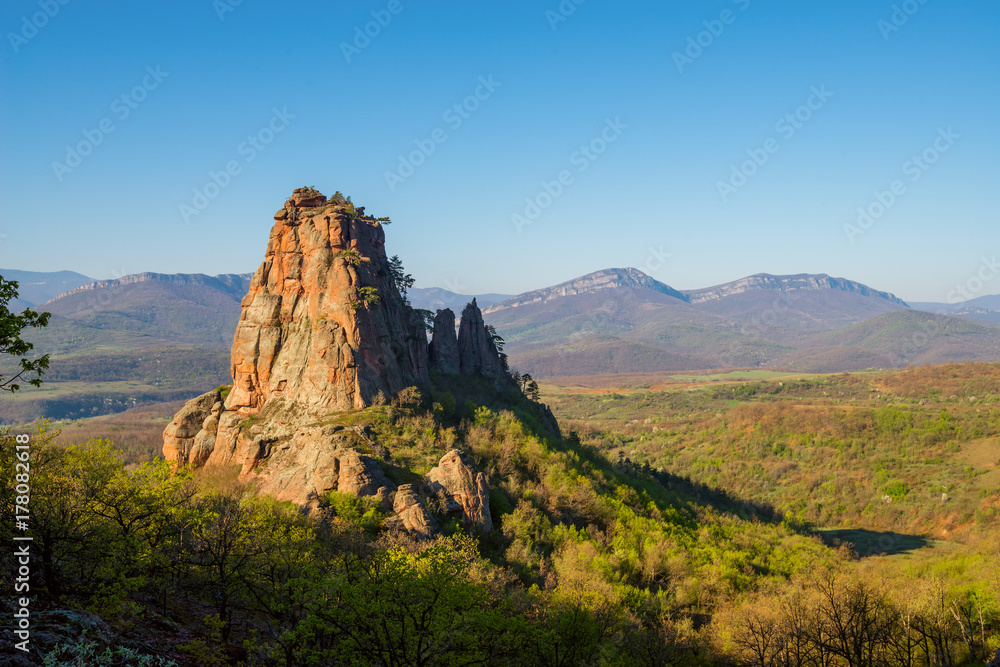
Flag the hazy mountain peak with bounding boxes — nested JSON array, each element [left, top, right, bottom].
[[484, 268, 685, 313], [682, 273, 909, 307], [40, 271, 254, 306]]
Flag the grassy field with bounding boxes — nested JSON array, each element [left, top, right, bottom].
[[4, 380, 167, 401]]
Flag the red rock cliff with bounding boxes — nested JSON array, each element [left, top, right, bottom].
[[226, 187, 428, 415]]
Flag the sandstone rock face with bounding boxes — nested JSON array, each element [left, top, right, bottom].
[[337, 450, 393, 497], [162, 390, 221, 465], [428, 308, 459, 374], [390, 484, 438, 536], [457, 299, 505, 379], [427, 449, 493, 532], [164, 189, 509, 534], [211, 418, 394, 504], [225, 187, 428, 417]]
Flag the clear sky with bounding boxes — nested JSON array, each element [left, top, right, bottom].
[[1, 0, 997, 303]]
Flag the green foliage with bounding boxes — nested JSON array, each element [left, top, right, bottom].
[[388, 254, 414, 301], [882, 479, 909, 501], [433, 390, 457, 419], [42, 639, 178, 666], [339, 249, 365, 266], [0, 274, 51, 391], [357, 286, 380, 307], [10, 363, 1000, 665], [178, 615, 228, 666], [414, 308, 435, 332], [326, 490, 383, 532]]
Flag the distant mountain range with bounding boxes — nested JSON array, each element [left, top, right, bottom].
[[0, 268, 94, 311], [407, 287, 511, 313], [1, 267, 998, 412], [482, 268, 1000, 376], [0, 271, 249, 423], [34, 271, 253, 352]]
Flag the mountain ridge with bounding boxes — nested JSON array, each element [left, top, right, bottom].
[[483, 268, 910, 315], [483, 267, 688, 313], [40, 271, 253, 307], [682, 272, 909, 306]]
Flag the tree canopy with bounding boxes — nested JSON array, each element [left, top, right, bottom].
[[0, 274, 51, 392]]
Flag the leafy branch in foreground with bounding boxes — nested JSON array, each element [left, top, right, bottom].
[[0, 275, 51, 392]]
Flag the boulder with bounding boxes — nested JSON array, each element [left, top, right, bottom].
[[337, 450, 394, 497], [391, 484, 438, 536], [161, 389, 220, 465], [427, 449, 493, 532]]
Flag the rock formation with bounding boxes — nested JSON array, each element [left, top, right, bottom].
[[162, 389, 222, 467], [163, 188, 509, 534], [457, 299, 506, 379], [427, 449, 493, 532], [389, 485, 438, 537], [428, 308, 459, 374], [224, 187, 428, 416]]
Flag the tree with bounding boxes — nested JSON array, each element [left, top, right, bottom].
[[519, 372, 541, 402], [388, 255, 414, 301], [486, 324, 510, 373], [0, 275, 51, 392]]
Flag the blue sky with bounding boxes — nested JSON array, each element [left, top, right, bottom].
[[1, 0, 997, 303]]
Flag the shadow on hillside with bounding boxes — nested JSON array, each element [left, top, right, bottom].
[[644, 466, 786, 526], [818, 529, 929, 557]]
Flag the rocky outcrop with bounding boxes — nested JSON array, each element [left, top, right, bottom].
[[337, 450, 393, 497], [225, 187, 428, 417], [457, 299, 505, 379], [162, 389, 221, 466], [163, 189, 508, 536], [428, 308, 459, 374], [389, 484, 438, 537], [427, 449, 493, 532]]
